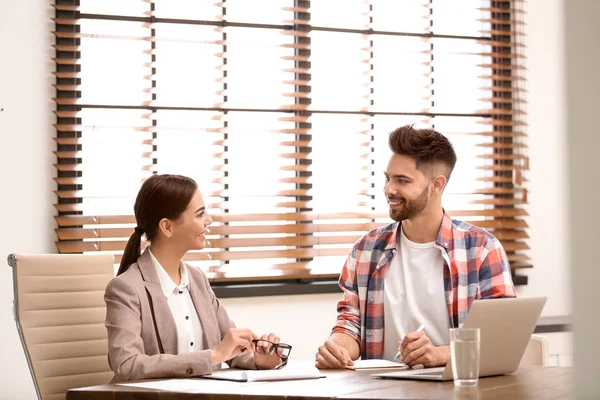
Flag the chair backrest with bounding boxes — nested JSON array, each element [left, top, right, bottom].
[[8, 253, 116, 400], [519, 334, 550, 367]]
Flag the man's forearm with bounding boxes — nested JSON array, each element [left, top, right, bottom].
[[330, 332, 360, 360]]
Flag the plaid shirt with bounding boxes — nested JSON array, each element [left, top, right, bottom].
[[332, 212, 516, 359]]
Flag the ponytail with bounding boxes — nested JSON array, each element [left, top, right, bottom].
[[117, 228, 143, 275], [118, 174, 197, 275]]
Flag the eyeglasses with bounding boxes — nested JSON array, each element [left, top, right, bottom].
[[252, 339, 292, 369]]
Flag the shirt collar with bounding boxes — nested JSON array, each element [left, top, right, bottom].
[[386, 210, 453, 251], [385, 222, 400, 251], [435, 211, 454, 250], [148, 248, 189, 299]]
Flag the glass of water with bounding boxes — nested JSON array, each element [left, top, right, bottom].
[[449, 328, 480, 387]]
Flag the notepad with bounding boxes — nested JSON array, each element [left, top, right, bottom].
[[201, 366, 324, 382], [118, 379, 232, 392], [345, 359, 408, 370]]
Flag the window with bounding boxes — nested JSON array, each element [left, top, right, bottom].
[[53, 0, 529, 284]]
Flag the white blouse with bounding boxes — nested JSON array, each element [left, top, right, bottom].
[[148, 249, 205, 354]]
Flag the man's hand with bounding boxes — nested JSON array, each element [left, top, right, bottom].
[[315, 339, 356, 369], [399, 331, 449, 368]]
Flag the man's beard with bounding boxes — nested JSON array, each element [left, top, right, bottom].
[[388, 184, 429, 222]]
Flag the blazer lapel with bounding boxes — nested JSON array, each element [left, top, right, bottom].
[[137, 250, 178, 355], [187, 272, 220, 350]]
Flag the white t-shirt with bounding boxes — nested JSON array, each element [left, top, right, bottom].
[[149, 249, 205, 354], [382, 228, 450, 360]]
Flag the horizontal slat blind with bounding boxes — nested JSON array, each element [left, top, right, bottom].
[[53, 0, 529, 282]]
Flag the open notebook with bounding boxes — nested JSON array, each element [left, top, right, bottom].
[[200, 366, 324, 382]]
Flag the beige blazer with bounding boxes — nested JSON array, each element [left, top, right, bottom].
[[104, 249, 255, 382]]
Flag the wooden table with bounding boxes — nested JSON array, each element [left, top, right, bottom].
[[67, 366, 571, 400]]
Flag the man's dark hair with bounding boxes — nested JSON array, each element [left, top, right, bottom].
[[388, 124, 457, 179]]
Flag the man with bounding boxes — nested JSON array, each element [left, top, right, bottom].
[[315, 125, 516, 369]]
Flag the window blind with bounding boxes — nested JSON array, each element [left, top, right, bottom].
[[53, 0, 529, 283]]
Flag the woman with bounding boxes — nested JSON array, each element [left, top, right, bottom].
[[105, 174, 285, 382]]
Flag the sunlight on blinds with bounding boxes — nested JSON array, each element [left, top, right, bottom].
[[432, 39, 492, 114], [78, 109, 150, 216], [154, 111, 223, 197], [371, 0, 430, 33], [311, 32, 370, 112], [311, 114, 370, 213], [226, 28, 293, 110], [154, 25, 222, 108], [226, 113, 297, 213], [154, 0, 220, 19], [372, 36, 431, 112], [311, 0, 369, 29], [80, 0, 147, 17], [54, 0, 530, 280], [432, 0, 488, 37], [79, 21, 150, 106]]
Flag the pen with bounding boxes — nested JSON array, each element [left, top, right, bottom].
[[394, 323, 425, 361]]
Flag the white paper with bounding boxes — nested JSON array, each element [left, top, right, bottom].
[[117, 379, 232, 392], [345, 359, 408, 370], [202, 365, 323, 382]]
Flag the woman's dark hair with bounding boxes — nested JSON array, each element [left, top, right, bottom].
[[388, 124, 457, 179], [117, 174, 198, 275]]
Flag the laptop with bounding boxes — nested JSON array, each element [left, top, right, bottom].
[[373, 296, 547, 381]]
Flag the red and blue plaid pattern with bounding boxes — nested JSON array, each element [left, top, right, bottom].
[[332, 212, 516, 359]]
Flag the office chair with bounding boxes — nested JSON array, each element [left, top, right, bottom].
[[8, 253, 115, 400], [519, 334, 550, 367]]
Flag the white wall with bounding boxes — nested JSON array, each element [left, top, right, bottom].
[[517, 0, 573, 369], [220, 294, 341, 362], [564, 0, 600, 398], [0, 0, 56, 398], [518, 0, 570, 318], [0, 1, 572, 399]]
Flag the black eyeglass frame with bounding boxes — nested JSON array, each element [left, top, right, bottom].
[[252, 339, 292, 370]]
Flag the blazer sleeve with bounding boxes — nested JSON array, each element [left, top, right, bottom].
[[105, 277, 214, 382], [196, 270, 257, 370]]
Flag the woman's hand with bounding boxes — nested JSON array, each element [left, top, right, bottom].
[[211, 328, 257, 365], [254, 333, 283, 370]]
